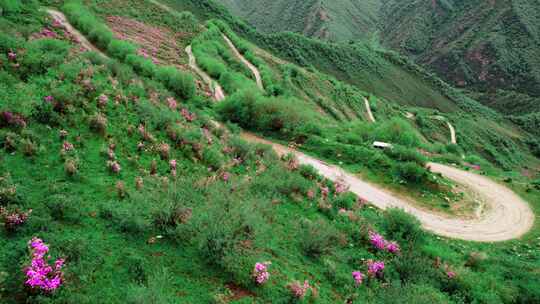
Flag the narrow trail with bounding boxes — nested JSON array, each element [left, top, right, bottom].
[[447, 121, 457, 144], [242, 133, 534, 242], [54, 3, 534, 242], [46, 9, 109, 58], [364, 97, 376, 123], [222, 34, 264, 90], [433, 115, 457, 144], [185, 45, 225, 101]]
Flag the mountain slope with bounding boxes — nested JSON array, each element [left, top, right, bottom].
[[216, 0, 380, 41], [215, 0, 540, 117], [379, 0, 540, 107]]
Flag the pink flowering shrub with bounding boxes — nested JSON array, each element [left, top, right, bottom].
[[25, 238, 65, 293], [367, 260, 385, 277], [0, 207, 32, 231], [44, 96, 54, 103], [386, 241, 400, 254], [97, 94, 109, 108], [369, 231, 386, 250], [181, 108, 196, 122], [222, 172, 230, 182], [39, 28, 57, 39], [107, 161, 121, 174], [447, 271, 456, 279], [334, 180, 349, 194], [320, 186, 329, 200], [8, 50, 17, 61], [1, 111, 27, 129], [252, 262, 270, 285], [352, 271, 364, 286], [62, 141, 74, 152], [368, 231, 400, 254], [288, 280, 312, 299], [51, 18, 62, 28], [170, 159, 177, 177], [166, 97, 178, 110]]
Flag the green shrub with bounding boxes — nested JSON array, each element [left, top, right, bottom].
[[385, 145, 427, 166], [89, 26, 114, 49], [126, 54, 156, 78], [382, 208, 425, 250], [395, 162, 429, 183], [299, 219, 338, 258], [126, 268, 178, 304], [107, 40, 137, 60], [198, 201, 260, 286], [155, 66, 195, 100], [202, 146, 224, 169], [20, 39, 70, 75], [374, 118, 422, 147], [217, 89, 317, 137], [374, 283, 453, 304], [334, 192, 356, 210]]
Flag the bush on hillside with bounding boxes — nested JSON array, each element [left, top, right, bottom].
[[382, 208, 425, 250], [374, 118, 422, 147], [299, 219, 338, 258], [155, 66, 196, 100], [217, 89, 317, 137], [385, 145, 427, 166], [394, 162, 429, 184], [107, 40, 137, 61], [19, 39, 70, 75]]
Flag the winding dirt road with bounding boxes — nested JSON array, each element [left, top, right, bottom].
[[46, 9, 108, 58], [242, 133, 534, 242], [364, 97, 376, 123], [55, 3, 534, 242], [222, 34, 264, 90], [185, 45, 225, 101]]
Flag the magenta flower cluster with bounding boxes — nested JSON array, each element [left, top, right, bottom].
[[137, 48, 159, 64], [181, 108, 196, 122], [368, 231, 400, 254], [166, 97, 177, 110], [252, 262, 270, 285], [108, 161, 121, 174], [352, 271, 365, 286], [62, 141, 74, 152], [39, 28, 57, 39], [288, 280, 311, 299], [25, 238, 65, 293], [0, 207, 32, 231], [170, 159, 177, 177], [222, 172, 230, 182], [97, 94, 109, 107], [8, 50, 17, 61], [334, 180, 349, 194], [1, 111, 27, 128], [367, 260, 385, 277]]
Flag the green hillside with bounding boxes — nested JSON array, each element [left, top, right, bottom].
[[0, 0, 539, 303], [216, 0, 380, 42]]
